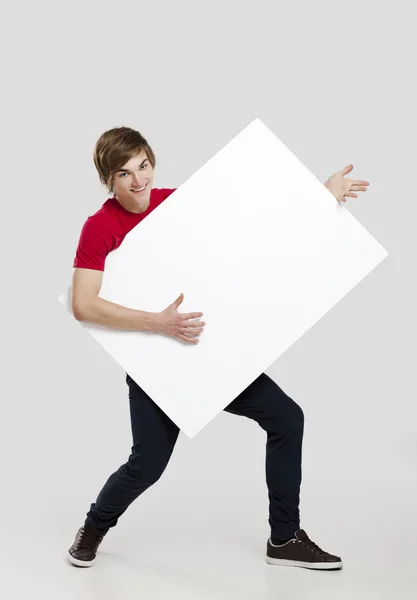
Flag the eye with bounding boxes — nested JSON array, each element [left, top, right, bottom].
[[119, 172, 128, 177], [141, 163, 148, 169]]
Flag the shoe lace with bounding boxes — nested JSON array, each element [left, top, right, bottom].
[[75, 527, 105, 551], [297, 536, 327, 556]]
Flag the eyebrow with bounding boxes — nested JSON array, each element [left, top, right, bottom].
[[115, 158, 148, 173]]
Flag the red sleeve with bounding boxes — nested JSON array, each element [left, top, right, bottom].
[[73, 217, 109, 272]]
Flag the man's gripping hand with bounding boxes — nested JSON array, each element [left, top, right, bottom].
[[154, 293, 205, 345]]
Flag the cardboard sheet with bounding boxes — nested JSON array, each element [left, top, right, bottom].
[[59, 118, 388, 437]]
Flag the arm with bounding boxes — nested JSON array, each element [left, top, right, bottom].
[[72, 268, 158, 332], [71, 269, 205, 343], [71, 208, 204, 342]]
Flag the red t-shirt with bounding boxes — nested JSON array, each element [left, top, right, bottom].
[[73, 188, 177, 271]]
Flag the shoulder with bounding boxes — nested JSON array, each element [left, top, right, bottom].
[[73, 202, 115, 270], [78, 213, 109, 245], [80, 198, 118, 237], [153, 187, 177, 200], [160, 187, 177, 196], [150, 187, 177, 209]]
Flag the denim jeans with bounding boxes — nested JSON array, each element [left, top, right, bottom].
[[85, 372, 304, 540]]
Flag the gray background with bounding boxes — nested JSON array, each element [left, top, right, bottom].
[[1, 1, 416, 598]]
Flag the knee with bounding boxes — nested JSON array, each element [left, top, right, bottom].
[[127, 457, 167, 487], [295, 403, 304, 423], [290, 401, 304, 428], [276, 398, 304, 432], [296, 405, 304, 434]]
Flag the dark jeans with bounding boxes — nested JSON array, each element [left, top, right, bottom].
[[85, 372, 304, 540]]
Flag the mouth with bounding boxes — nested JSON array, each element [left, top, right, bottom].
[[131, 183, 148, 194]]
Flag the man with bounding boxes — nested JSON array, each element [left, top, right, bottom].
[[66, 126, 369, 569]]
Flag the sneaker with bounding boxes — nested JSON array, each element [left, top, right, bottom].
[[67, 522, 109, 567], [266, 529, 343, 570]]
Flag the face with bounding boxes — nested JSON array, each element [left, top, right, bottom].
[[111, 150, 154, 213]]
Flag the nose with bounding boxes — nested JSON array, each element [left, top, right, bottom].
[[131, 174, 144, 187]]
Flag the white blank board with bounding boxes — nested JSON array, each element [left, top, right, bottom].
[[59, 118, 388, 438]]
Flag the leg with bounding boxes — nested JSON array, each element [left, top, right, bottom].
[[223, 373, 304, 540], [85, 373, 180, 530]]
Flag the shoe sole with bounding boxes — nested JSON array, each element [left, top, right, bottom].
[[66, 551, 96, 567], [266, 556, 343, 570], [66, 550, 342, 570]]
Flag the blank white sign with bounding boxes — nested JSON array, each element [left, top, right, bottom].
[[59, 118, 388, 438]]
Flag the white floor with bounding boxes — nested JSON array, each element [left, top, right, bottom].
[[4, 427, 417, 600], [4, 507, 417, 600]]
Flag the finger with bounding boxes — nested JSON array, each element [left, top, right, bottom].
[[183, 320, 206, 328], [177, 334, 199, 344], [340, 164, 353, 175], [182, 312, 204, 320], [344, 192, 357, 198], [171, 293, 184, 309], [350, 185, 368, 191], [182, 327, 204, 337]]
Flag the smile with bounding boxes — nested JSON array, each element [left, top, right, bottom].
[[132, 183, 148, 193]]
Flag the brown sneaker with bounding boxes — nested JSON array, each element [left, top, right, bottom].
[[266, 529, 343, 570], [67, 522, 109, 567]]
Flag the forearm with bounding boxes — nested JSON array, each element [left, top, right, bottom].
[[74, 296, 160, 332]]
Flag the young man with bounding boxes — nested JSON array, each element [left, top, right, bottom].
[[66, 126, 369, 570]]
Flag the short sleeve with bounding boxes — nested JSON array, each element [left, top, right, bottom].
[[73, 217, 109, 272]]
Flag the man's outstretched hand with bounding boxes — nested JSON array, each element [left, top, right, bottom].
[[154, 293, 205, 344], [325, 164, 369, 203]]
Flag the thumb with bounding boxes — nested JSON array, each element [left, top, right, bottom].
[[172, 293, 184, 309], [340, 164, 353, 176]]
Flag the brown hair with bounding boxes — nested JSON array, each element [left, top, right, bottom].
[[93, 126, 156, 193]]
